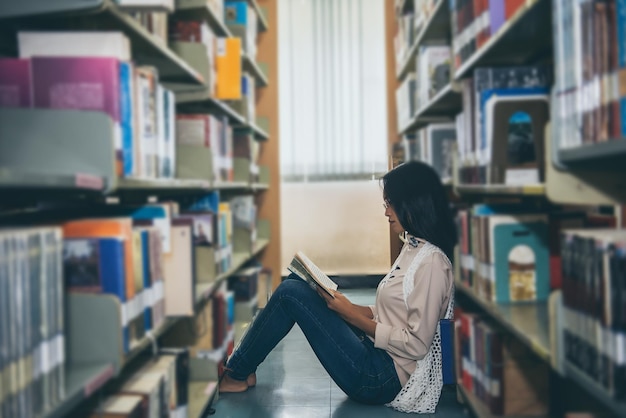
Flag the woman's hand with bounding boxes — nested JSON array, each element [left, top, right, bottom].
[[316, 288, 354, 319]]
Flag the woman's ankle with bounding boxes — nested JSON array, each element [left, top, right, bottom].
[[219, 374, 249, 393]]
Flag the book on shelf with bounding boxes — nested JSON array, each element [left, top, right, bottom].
[[416, 44, 451, 108], [158, 348, 190, 416], [560, 228, 626, 400], [0, 58, 32, 108], [287, 251, 338, 298], [215, 37, 242, 100], [163, 222, 195, 317], [63, 218, 136, 300], [0, 227, 65, 418], [228, 266, 261, 302], [17, 31, 132, 61], [169, 20, 217, 94], [456, 309, 549, 416], [2, 31, 176, 181], [225, 1, 258, 60], [63, 236, 132, 352], [396, 72, 417, 129], [119, 371, 166, 418], [89, 394, 145, 418], [484, 93, 549, 185]]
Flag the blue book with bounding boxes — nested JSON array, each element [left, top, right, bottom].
[[440, 319, 455, 385], [140, 230, 153, 332], [616, 1, 626, 136], [188, 191, 220, 213], [225, 1, 250, 25], [63, 237, 130, 352], [119, 61, 134, 177]]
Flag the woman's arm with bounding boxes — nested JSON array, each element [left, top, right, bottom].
[[317, 289, 377, 337], [374, 255, 451, 360]]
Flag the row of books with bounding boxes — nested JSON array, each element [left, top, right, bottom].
[[63, 218, 167, 353], [416, 44, 452, 108], [450, 0, 526, 70], [393, 0, 439, 73], [176, 114, 235, 183], [561, 228, 626, 401], [456, 205, 551, 303], [553, 0, 626, 150], [170, 4, 258, 114], [402, 122, 456, 183], [116, 0, 176, 47], [394, 45, 453, 129], [88, 349, 190, 418], [0, 192, 260, 417], [0, 31, 177, 180], [455, 65, 550, 185], [162, 281, 237, 377], [0, 228, 65, 418], [396, 72, 417, 129], [455, 307, 550, 416]]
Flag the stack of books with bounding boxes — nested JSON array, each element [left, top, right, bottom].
[[0, 31, 177, 180]]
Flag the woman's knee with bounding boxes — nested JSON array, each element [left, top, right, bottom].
[[275, 275, 311, 298]]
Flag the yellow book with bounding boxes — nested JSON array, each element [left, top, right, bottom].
[[215, 37, 242, 100]]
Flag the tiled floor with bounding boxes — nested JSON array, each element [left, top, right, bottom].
[[214, 288, 470, 418]]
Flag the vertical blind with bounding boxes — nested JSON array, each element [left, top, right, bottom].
[[278, 0, 388, 181]]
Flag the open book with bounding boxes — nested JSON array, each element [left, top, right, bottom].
[[287, 251, 338, 298]]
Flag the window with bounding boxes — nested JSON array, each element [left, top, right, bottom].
[[278, 0, 388, 182]]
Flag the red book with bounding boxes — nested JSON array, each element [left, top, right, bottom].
[[0, 58, 32, 108], [504, 0, 525, 20]]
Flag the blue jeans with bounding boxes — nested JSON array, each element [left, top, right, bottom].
[[226, 274, 402, 404]]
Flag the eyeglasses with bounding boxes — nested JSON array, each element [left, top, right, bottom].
[[383, 200, 391, 209]]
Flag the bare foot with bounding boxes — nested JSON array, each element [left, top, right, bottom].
[[219, 374, 249, 393], [247, 373, 256, 387]]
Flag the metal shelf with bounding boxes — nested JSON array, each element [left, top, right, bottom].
[[243, 53, 268, 87], [399, 82, 461, 134], [456, 280, 551, 363], [558, 139, 626, 171], [117, 177, 211, 191], [174, 0, 232, 37], [0, 168, 105, 192], [195, 239, 270, 305], [564, 362, 626, 418], [453, 0, 551, 80], [396, 0, 450, 81], [174, 87, 247, 124], [454, 183, 546, 197], [42, 363, 115, 418], [188, 381, 218, 418], [247, 0, 268, 32], [457, 383, 551, 418]]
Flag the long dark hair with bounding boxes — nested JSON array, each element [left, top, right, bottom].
[[382, 161, 457, 260]]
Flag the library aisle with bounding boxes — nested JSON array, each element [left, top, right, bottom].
[[216, 288, 469, 418]]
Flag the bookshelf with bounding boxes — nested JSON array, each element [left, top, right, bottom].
[[396, 0, 451, 81], [387, 0, 626, 417], [399, 81, 462, 134], [0, 0, 206, 84], [0, 1, 280, 417], [457, 383, 551, 418], [452, 0, 552, 80], [455, 279, 551, 363], [174, 0, 232, 37]]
